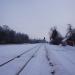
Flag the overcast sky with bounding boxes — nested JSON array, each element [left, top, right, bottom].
[[0, 0, 75, 40]]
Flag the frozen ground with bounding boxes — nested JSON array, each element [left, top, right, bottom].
[[0, 43, 75, 75]]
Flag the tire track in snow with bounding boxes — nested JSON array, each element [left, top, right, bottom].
[[16, 44, 42, 75], [0, 44, 39, 67]]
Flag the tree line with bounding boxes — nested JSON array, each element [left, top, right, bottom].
[[49, 24, 75, 46], [0, 25, 46, 44], [1, 24, 74, 45], [0, 25, 29, 44]]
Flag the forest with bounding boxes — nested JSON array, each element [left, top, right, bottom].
[[0, 25, 46, 44], [0, 25, 30, 44]]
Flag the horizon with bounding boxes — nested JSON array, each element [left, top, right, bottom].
[[0, 0, 75, 41]]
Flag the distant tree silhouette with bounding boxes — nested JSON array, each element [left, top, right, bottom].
[[65, 24, 75, 46], [49, 26, 63, 45], [66, 24, 72, 38], [50, 27, 58, 40]]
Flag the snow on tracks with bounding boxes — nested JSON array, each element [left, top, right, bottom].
[[0, 43, 75, 75], [0, 44, 42, 75], [19, 44, 52, 75], [0, 44, 40, 67], [44, 45, 55, 75], [16, 45, 42, 75]]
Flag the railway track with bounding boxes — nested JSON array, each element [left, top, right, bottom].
[[0, 44, 40, 67], [44, 45, 50, 61], [44, 44, 55, 75], [16, 44, 42, 75]]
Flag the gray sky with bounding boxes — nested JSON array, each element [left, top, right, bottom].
[[0, 0, 75, 40]]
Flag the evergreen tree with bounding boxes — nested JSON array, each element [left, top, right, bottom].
[[50, 26, 63, 45]]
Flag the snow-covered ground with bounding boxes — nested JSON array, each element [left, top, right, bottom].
[[0, 43, 75, 75]]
